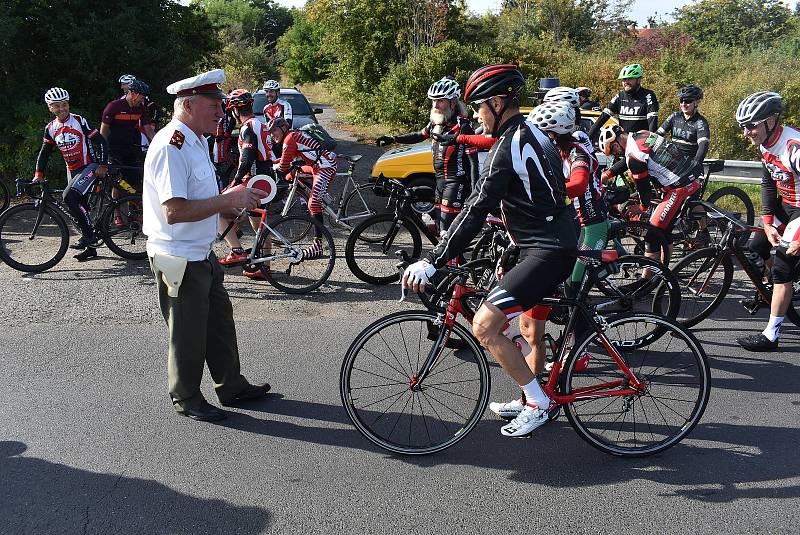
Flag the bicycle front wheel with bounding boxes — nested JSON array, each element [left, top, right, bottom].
[[0, 202, 69, 272], [100, 196, 147, 260], [563, 312, 710, 457], [0, 179, 9, 213], [340, 311, 490, 455], [345, 213, 422, 285], [257, 214, 335, 294]]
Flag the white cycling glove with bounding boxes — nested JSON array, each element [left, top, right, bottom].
[[403, 260, 437, 289]]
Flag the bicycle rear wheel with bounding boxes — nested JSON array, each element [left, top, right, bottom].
[[563, 312, 710, 457], [345, 213, 422, 284], [341, 183, 390, 224], [340, 311, 490, 455], [706, 186, 755, 226], [100, 196, 147, 260], [0, 179, 9, 213], [608, 220, 669, 262], [0, 202, 69, 272], [671, 247, 733, 328], [257, 214, 335, 294]]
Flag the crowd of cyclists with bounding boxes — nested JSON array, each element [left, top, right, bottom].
[[27, 60, 800, 438]]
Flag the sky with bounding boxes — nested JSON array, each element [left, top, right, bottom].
[[270, 0, 694, 26]]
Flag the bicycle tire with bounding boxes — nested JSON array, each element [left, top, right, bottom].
[[340, 310, 490, 455], [608, 220, 669, 262], [345, 213, 422, 285], [589, 254, 681, 320], [563, 312, 710, 457], [100, 195, 147, 260], [340, 183, 390, 225], [671, 247, 733, 328], [0, 179, 9, 213], [706, 186, 755, 226], [0, 202, 69, 272], [256, 214, 335, 294]]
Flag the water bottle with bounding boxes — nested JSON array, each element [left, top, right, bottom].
[[117, 178, 136, 194], [502, 321, 532, 356]]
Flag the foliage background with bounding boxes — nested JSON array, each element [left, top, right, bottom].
[[3, 0, 800, 184]]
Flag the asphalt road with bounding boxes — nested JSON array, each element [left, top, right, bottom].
[[1, 107, 799, 535]]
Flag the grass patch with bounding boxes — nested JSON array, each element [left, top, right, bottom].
[[705, 180, 762, 215]]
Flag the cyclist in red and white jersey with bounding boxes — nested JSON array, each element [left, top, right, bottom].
[[217, 89, 279, 275], [599, 125, 701, 266], [34, 87, 109, 259], [270, 118, 336, 259], [735, 91, 800, 351], [262, 80, 293, 127]]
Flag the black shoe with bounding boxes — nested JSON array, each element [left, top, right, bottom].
[[70, 237, 94, 250], [736, 333, 779, 352], [220, 383, 272, 407], [179, 400, 227, 422], [73, 247, 98, 261]]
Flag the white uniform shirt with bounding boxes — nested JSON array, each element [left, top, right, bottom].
[[143, 119, 219, 260]]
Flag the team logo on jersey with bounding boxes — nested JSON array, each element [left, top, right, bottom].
[[787, 139, 800, 175], [620, 105, 642, 116], [55, 131, 80, 152], [170, 130, 185, 149], [765, 160, 791, 184]]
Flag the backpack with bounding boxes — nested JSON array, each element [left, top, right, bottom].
[[299, 123, 337, 152]]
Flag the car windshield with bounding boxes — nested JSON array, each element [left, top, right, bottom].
[[253, 92, 312, 116]]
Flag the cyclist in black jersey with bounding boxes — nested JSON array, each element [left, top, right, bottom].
[[588, 63, 659, 142], [656, 85, 710, 177], [403, 64, 577, 439], [376, 77, 479, 234], [577, 87, 600, 111]]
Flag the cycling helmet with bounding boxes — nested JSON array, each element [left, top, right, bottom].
[[678, 84, 703, 101], [618, 63, 644, 80], [427, 77, 461, 100], [128, 79, 150, 95], [736, 91, 784, 126], [576, 86, 591, 97], [464, 64, 525, 103], [118, 74, 136, 85], [528, 102, 575, 134], [225, 89, 254, 109], [266, 117, 289, 133], [44, 87, 69, 104], [543, 86, 580, 108], [599, 124, 624, 155], [262, 79, 281, 91]]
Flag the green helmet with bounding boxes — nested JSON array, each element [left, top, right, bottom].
[[618, 63, 644, 80]]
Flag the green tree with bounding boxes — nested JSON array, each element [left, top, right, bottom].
[[278, 9, 332, 84], [674, 0, 792, 50]]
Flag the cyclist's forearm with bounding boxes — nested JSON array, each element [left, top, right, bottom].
[[91, 132, 109, 165], [233, 149, 256, 183], [394, 131, 426, 144], [34, 143, 54, 178], [588, 111, 611, 141], [693, 138, 709, 165]]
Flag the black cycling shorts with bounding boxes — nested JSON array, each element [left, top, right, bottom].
[[749, 202, 800, 284], [486, 247, 576, 320]]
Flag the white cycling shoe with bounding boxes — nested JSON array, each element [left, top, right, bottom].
[[489, 398, 524, 419], [500, 403, 550, 438]]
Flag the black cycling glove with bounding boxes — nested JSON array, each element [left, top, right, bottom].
[[376, 135, 395, 147], [431, 130, 457, 146]]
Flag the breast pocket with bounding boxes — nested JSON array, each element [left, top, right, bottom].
[[189, 165, 219, 200]]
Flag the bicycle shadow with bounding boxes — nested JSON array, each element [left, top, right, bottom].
[[220, 396, 800, 503], [18, 258, 152, 281], [0, 440, 271, 534]]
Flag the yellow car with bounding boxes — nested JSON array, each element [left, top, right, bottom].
[[370, 109, 614, 189]]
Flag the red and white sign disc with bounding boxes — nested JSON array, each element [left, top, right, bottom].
[[244, 174, 277, 205]]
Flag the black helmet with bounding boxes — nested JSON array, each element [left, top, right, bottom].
[[128, 79, 150, 96], [677, 84, 703, 101], [464, 64, 525, 103]]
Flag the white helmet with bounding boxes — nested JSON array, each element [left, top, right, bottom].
[[599, 124, 624, 155], [118, 74, 136, 85], [735, 91, 783, 126], [262, 79, 281, 91], [543, 86, 580, 107], [528, 102, 575, 135], [427, 77, 461, 100], [44, 87, 69, 105]]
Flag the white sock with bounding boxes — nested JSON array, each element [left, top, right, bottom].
[[762, 315, 784, 342], [520, 378, 550, 409]]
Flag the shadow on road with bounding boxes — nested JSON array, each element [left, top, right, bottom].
[[0, 441, 271, 534]]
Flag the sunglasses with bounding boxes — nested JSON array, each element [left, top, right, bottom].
[[469, 99, 490, 114], [739, 118, 769, 131], [680, 99, 696, 104]]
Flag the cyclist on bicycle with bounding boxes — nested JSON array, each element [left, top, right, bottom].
[[577, 87, 600, 111], [34, 87, 109, 260], [403, 64, 578, 438], [735, 91, 800, 352], [486, 101, 607, 419], [101, 79, 154, 221], [270, 117, 336, 259], [656, 84, 710, 177], [588, 63, 659, 142], [599, 124, 701, 266], [376, 77, 479, 235], [262, 80, 293, 127], [217, 89, 279, 276]]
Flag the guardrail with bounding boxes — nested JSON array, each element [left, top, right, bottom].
[[710, 160, 762, 185]]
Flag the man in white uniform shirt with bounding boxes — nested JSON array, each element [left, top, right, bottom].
[[143, 69, 270, 422]]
